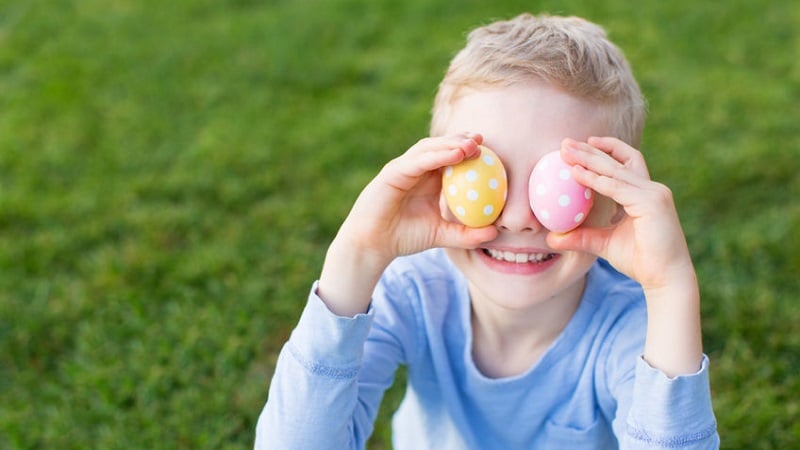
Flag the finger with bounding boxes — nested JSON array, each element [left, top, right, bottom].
[[546, 225, 612, 258], [407, 133, 483, 160], [570, 164, 647, 209], [436, 222, 498, 250], [562, 139, 650, 189], [386, 134, 483, 187], [586, 136, 650, 178]]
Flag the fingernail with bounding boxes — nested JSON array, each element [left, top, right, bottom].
[[466, 132, 482, 142], [460, 140, 478, 155]]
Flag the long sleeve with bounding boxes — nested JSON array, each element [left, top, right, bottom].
[[620, 356, 719, 449], [594, 268, 719, 450], [254, 279, 412, 450], [255, 283, 377, 450], [254, 252, 720, 449]]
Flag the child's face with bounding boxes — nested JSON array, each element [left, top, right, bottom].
[[441, 82, 612, 311]]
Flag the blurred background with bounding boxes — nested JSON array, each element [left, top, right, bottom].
[[0, 0, 798, 448]]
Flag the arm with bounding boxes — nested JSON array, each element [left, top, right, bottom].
[[549, 137, 702, 376], [255, 288, 379, 450], [600, 304, 718, 449], [319, 133, 497, 317], [549, 137, 718, 448], [256, 133, 497, 449]]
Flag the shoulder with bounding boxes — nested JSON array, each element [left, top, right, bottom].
[[584, 259, 646, 320], [374, 248, 466, 324], [371, 249, 466, 362], [380, 248, 462, 292], [580, 259, 647, 370], [581, 261, 647, 397]]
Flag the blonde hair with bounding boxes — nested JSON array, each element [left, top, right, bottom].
[[431, 14, 646, 146]]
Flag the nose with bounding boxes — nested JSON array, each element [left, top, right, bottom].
[[494, 180, 543, 233]]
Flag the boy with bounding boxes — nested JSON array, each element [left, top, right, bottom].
[[255, 13, 719, 449]]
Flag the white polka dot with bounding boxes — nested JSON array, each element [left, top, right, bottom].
[[456, 206, 466, 217], [558, 195, 571, 207], [488, 178, 499, 190], [584, 188, 592, 199], [483, 205, 494, 216], [559, 169, 571, 180], [574, 212, 585, 223], [448, 184, 458, 195], [536, 184, 546, 196], [467, 190, 479, 201], [465, 170, 478, 182], [482, 155, 495, 166], [445, 167, 453, 177], [540, 209, 550, 220]]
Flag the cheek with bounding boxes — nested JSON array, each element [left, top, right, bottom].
[[443, 247, 471, 276], [583, 194, 620, 228]]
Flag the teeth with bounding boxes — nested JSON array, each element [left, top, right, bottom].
[[485, 249, 554, 263]]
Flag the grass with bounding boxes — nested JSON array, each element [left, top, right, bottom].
[[0, 0, 798, 448]]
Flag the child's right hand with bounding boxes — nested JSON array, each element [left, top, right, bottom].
[[344, 133, 499, 261], [318, 133, 498, 316]]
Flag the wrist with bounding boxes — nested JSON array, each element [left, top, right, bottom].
[[641, 263, 704, 377], [318, 234, 393, 317]]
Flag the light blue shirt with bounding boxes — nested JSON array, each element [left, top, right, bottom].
[[256, 248, 718, 449]]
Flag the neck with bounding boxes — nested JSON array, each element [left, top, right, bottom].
[[469, 277, 585, 378]]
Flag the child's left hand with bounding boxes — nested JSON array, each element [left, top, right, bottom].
[[546, 137, 694, 293], [548, 137, 704, 376]]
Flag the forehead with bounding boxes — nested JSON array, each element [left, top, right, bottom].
[[442, 83, 610, 158]]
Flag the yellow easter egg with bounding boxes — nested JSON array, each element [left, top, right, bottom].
[[442, 145, 507, 227]]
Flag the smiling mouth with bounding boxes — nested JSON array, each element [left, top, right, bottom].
[[483, 248, 557, 263]]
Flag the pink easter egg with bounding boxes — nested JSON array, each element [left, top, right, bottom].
[[529, 151, 594, 232]]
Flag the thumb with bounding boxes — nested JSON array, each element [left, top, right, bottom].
[[546, 227, 609, 257], [437, 223, 498, 250]]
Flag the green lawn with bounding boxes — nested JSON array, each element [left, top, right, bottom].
[[1, 0, 798, 448]]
